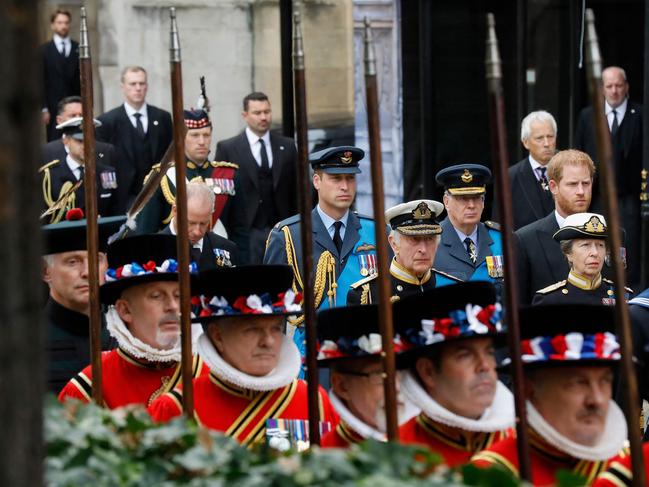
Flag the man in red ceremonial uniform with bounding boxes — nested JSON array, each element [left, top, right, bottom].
[[149, 265, 338, 447], [593, 443, 649, 486], [317, 304, 409, 447], [59, 234, 204, 408], [472, 305, 628, 485], [393, 282, 514, 467]]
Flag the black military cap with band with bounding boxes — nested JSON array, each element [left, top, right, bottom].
[[309, 146, 364, 174]]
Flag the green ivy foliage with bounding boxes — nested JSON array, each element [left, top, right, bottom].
[[43, 397, 574, 486]]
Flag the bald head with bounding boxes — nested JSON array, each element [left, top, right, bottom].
[[602, 66, 629, 109]]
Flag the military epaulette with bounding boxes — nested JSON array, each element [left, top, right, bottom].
[[536, 280, 566, 294], [350, 273, 378, 289], [432, 268, 464, 283], [273, 214, 301, 230], [211, 161, 239, 169], [484, 220, 501, 231], [38, 159, 60, 173]]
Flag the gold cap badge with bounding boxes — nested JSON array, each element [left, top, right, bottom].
[[584, 215, 606, 233], [412, 202, 433, 220], [461, 169, 473, 183], [340, 151, 353, 164]]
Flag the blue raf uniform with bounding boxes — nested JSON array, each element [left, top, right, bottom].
[[432, 164, 504, 288], [264, 146, 378, 368]]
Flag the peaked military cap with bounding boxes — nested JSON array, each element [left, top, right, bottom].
[[436, 163, 492, 196], [184, 109, 211, 129], [393, 281, 504, 367], [192, 265, 302, 327], [100, 234, 198, 305], [309, 145, 364, 174], [508, 305, 620, 368], [56, 116, 102, 140], [385, 199, 444, 236], [317, 304, 400, 366], [553, 212, 607, 241], [42, 209, 126, 255]]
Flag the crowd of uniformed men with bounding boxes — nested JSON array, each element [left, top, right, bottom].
[[41, 7, 649, 486]]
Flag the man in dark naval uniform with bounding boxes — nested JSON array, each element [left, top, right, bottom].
[[160, 180, 239, 270], [136, 109, 249, 261], [347, 199, 461, 305], [532, 212, 633, 306], [39, 117, 119, 224], [42, 210, 125, 393]]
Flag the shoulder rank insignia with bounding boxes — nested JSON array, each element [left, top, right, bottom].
[[536, 280, 567, 294], [484, 220, 501, 231], [212, 161, 239, 169], [350, 273, 378, 289], [432, 268, 464, 283]]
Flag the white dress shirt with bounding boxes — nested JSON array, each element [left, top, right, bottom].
[[605, 98, 627, 131], [555, 211, 566, 228], [53, 33, 70, 57], [245, 127, 273, 168], [66, 155, 83, 181], [453, 225, 479, 250], [527, 155, 547, 182], [316, 205, 349, 242], [124, 102, 149, 134]]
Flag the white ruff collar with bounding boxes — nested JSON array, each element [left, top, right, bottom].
[[527, 400, 627, 461], [329, 391, 386, 441], [401, 371, 514, 432], [197, 333, 300, 391], [105, 306, 181, 363]]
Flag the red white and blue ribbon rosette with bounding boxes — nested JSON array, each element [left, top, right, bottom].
[[193, 289, 302, 318], [317, 333, 409, 360], [520, 332, 620, 363], [105, 259, 198, 281], [400, 303, 503, 348]]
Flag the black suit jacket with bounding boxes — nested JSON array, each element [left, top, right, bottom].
[[514, 211, 568, 305], [160, 226, 239, 270], [97, 104, 172, 213], [42, 138, 117, 168], [42, 39, 81, 140], [575, 101, 643, 197], [214, 131, 297, 227], [502, 157, 554, 231]]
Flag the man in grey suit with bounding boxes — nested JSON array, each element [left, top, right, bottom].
[[514, 149, 595, 304], [215, 92, 297, 264]]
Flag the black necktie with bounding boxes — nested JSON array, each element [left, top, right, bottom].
[[259, 138, 269, 171], [333, 221, 343, 254], [537, 166, 549, 191], [134, 113, 145, 138], [464, 237, 477, 265], [190, 246, 201, 264], [611, 109, 619, 137], [59, 41, 66, 56], [77, 166, 84, 182]]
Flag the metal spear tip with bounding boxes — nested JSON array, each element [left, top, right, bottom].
[[584, 8, 602, 80], [79, 5, 89, 58], [169, 7, 181, 62], [170, 7, 176, 19], [363, 16, 376, 76], [485, 12, 501, 81]]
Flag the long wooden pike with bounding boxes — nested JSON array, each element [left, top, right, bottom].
[[169, 7, 194, 417], [79, 7, 103, 405], [485, 13, 531, 481], [362, 18, 399, 441], [292, 8, 320, 446], [583, 9, 645, 485]]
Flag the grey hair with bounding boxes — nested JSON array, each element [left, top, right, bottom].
[[186, 181, 215, 209], [42, 254, 55, 267], [602, 66, 627, 81], [389, 229, 400, 243], [520, 110, 557, 142]]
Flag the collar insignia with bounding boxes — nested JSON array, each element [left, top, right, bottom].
[[461, 169, 473, 183]]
